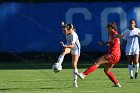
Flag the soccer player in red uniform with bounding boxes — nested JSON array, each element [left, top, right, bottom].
[[75, 22, 121, 87]]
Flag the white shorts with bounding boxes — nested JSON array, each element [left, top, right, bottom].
[[126, 50, 139, 55], [125, 46, 139, 55], [71, 48, 80, 56], [126, 52, 139, 55]]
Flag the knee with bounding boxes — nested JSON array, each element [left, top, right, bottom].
[[128, 61, 133, 65], [135, 61, 139, 64], [61, 49, 66, 55], [128, 59, 133, 64], [94, 61, 101, 67]]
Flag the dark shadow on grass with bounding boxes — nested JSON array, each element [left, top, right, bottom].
[[0, 89, 8, 90], [40, 87, 61, 89], [0, 61, 128, 70], [0, 51, 128, 69], [10, 79, 66, 82], [0, 87, 61, 91]]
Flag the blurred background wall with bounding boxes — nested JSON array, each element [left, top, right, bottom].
[[0, 0, 139, 62]]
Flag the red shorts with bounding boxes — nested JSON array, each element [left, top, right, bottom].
[[104, 53, 120, 64]]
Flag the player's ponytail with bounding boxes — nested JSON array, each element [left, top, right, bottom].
[[68, 24, 76, 32]]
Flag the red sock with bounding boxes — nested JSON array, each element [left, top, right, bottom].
[[105, 71, 118, 85], [83, 65, 97, 75]]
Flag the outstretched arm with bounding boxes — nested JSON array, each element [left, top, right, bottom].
[[114, 34, 124, 38], [98, 40, 113, 46], [60, 42, 74, 48], [129, 32, 140, 38]]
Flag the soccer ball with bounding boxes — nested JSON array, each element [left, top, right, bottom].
[[52, 63, 62, 73]]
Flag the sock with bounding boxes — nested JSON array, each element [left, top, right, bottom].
[[105, 71, 118, 85], [83, 65, 97, 75], [128, 65, 133, 77], [73, 69, 78, 80], [57, 55, 64, 65], [135, 63, 139, 73]]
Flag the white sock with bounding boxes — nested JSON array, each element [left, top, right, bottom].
[[128, 65, 133, 77], [135, 63, 139, 73], [57, 55, 64, 65], [73, 69, 78, 80]]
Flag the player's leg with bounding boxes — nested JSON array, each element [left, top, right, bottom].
[[56, 48, 71, 65], [72, 54, 79, 87], [83, 56, 108, 75], [134, 54, 139, 79], [75, 56, 108, 79], [104, 63, 121, 87], [127, 55, 134, 79]]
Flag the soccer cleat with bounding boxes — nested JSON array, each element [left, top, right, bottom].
[[130, 76, 133, 79], [113, 83, 121, 88], [135, 72, 138, 79], [74, 72, 86, 79], [73, 80, 78, 87]]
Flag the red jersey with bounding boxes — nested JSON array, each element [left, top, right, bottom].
[[108, 30, 121, 57], [104, 29, 121, 64]]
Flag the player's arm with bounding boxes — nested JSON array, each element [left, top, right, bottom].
[[60, 42, 74, 48], [114, 30, 127, 39], [136, 28, 140, 37], [114, 34, 124, 38], [128, 32, 140, 38], [61, 33, 76, 48], [98, 40, 112, 46], [138, 32, 140, 36], [98, 33, 118, 46]]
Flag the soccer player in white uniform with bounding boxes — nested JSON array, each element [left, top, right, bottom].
[[115, 19, 140, 79], [55, 21, 80, 87]]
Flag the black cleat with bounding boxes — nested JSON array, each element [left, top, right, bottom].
[[135, 72, 138, 79], [130, 76, 133, 79]]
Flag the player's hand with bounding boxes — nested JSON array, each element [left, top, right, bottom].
[[98, 41, 104, 46], [60, 42, 67, 48]]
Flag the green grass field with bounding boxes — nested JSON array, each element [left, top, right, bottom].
[[0, 68, 140, 93]]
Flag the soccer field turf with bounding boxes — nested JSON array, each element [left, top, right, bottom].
[[0, 68, 140, 93]]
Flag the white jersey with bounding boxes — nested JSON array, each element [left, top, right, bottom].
[[123, 28, 140, 55], [66, 31, 80, 55]]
